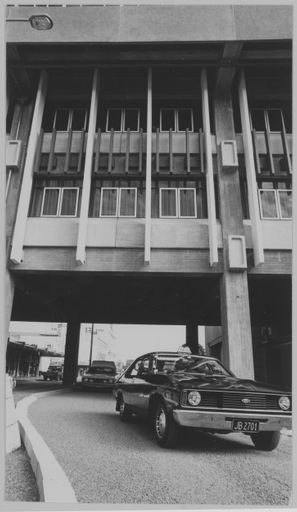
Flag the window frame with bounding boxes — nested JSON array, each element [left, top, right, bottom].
[[99, 187, 138, 218], [118, 187, 138, 218], [277, 189, 292, 220], [159, 188, 178, 218], [99, 187, 119, 217], [40, 186, 79, 217], [41, 187, 61, 217], [59, 187, 79, 217], [250, 107, 285, 133], [159, 187, 197, 218], [176, 108, 194, 133], [53, 108, 88, 132], [258, 188, 292, 220], [178, 187, 197, 218], [160, 108, 194, 133], [106, 108, 140, 133]]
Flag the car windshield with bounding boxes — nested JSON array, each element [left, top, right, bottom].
[[154, 355, 232, 376], [87, 367, 115, 374]]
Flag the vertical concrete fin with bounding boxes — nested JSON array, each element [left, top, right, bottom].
[[201, 68, 219, 266], [76, 69, 100, 264], [144, 67, 152, 264], [238, 69, 265, 266], [10, 70, 48, 264]]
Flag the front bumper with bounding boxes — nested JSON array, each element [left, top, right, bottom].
[[173, 409, 292, 432]]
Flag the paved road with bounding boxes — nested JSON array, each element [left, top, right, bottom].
[[25, 388, 292, 506]]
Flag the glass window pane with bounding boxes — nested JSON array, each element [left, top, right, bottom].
[[278, 190, 292, 218], [268, 110, 282, 131], [161, 109, 175, 131], [42, 188, 60, 216], [54, 109, 69, 130], [72, 109, 87, 131], [179, 189, 196, 217], [100, 188, 118, 216], [107, 109, 122, 131], [124, 109, 139, 131], [178, 109, 193, 131], [119, 188, 136, 217], [259, 190, 278, 218], [283, 107, 292, 132], [251, 109, 265, 131], [160, 189, 177, 217], [60, 188, 78, 216]]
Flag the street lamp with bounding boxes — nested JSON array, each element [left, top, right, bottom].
[[6, 14, 53, 30]]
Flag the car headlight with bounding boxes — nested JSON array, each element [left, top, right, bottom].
[[188, 391, 201, 406], [278, 396, 290, 411]]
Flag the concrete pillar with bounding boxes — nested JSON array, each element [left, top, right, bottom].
[[186, 323, 199, 354], [214, 89, 254, 379], [63, 321, 81, 385]]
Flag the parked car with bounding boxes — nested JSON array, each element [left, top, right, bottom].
[[113, 351, 292, 450], [81, 360, 116, 390], [41, 365, 63, 381]]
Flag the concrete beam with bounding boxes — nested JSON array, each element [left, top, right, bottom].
[[6, 5, 292, 44], [215, 42, 243, 93]]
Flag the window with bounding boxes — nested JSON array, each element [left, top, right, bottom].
[[160, 108, 193, 132], [41, 187, 79, 217], [128, 357, 150, 378], [250, 108, 288, 133], [160, 188, 197, 218], [100, 187, 137, 217], [106, 108, 140, 132], [53, 108, 88, 131], [258, 188, 292, 219]]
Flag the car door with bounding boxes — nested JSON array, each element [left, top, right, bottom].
[[120, 356, 152, 415], [119, 358, 146, 412]]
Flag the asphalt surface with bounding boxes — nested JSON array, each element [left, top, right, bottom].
[[25, 388, 292, 506]]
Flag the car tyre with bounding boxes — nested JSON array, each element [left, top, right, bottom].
[[250, 431, 280, 451], [118, 396, 132, 422], [153, 401, 179, 448]]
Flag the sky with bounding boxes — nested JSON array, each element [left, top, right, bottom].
[[9, 321, 189, 364]]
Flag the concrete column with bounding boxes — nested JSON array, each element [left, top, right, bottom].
[[214, 89, 254, 379], [186, 323, 199, 354], [63, 321, 81, 385]]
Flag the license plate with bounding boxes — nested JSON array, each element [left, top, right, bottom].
[[232, 419, 259, 432]]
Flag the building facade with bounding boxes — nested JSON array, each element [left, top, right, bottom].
[[6, 3, 292, 386]]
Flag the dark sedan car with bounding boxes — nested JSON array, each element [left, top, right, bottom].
[[81, 361, 116, 390], [113, 351, 292, 450]]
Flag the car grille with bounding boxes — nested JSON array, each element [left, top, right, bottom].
[[181, 390, 290, 412], [222, 393, 278, 410]]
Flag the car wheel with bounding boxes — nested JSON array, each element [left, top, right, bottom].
[[250, 431, 280, 451], [118, 396, 132, 422], [153, 401, 179, 448]]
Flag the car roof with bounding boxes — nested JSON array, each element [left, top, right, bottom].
[[137, 351, 217, 360]]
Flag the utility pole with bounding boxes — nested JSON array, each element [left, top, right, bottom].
[[89, 323, 94, 367]]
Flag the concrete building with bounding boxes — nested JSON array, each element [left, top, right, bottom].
[[6, 3, 292, 386]]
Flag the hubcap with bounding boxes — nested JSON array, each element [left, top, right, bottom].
[[156, 407, 166, 438]]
